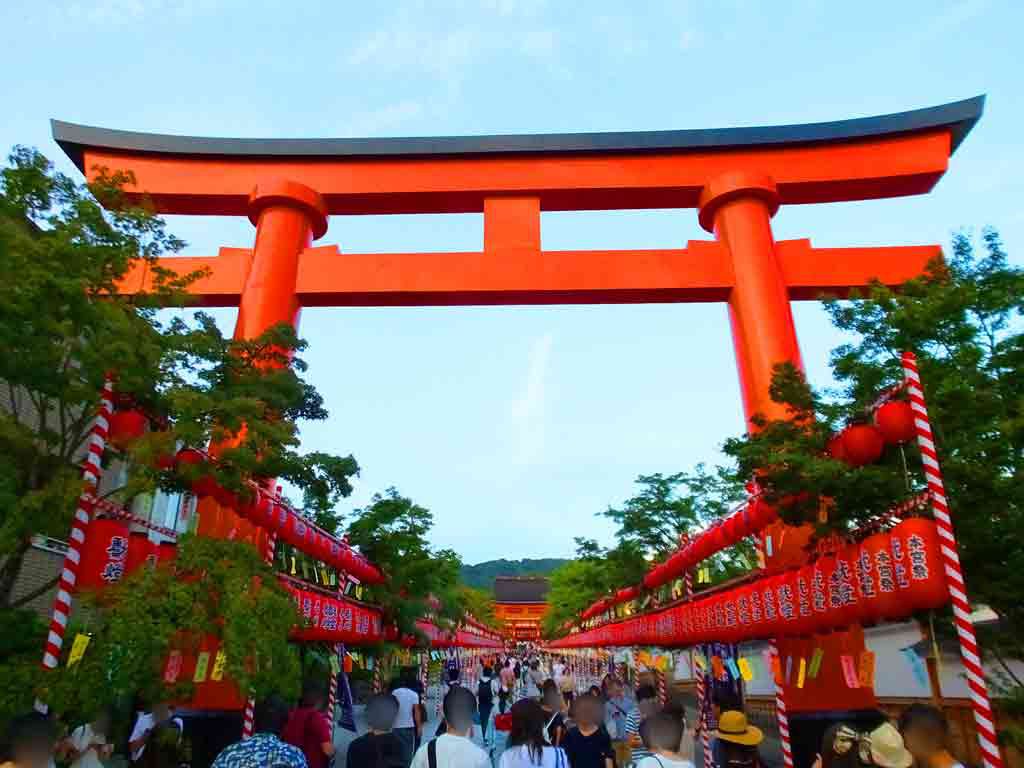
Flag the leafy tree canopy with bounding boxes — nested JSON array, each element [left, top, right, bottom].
[[0, 146, 360, 605], [344, 488, 466, 642]]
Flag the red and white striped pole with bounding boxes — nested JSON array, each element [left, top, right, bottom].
[[754, 534, 793, 768], [770, 642, 793, 768], [37, 378, 114, 710], [902, 351, 1003, 768], [696, 661, 710, 768], [327, 642, 341, 737], [242, 519, 278, 739]]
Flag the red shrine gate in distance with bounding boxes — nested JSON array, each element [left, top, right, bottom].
[[54, 94, 983, 723]]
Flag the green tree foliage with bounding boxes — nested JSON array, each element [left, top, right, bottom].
[[0, 147, 360, 721], [457, 586, 498, 629], [344, 488, 464, 642], [29, 536, 300, 721], [544, 469, 749, 636], [0, 147, 359, 607], [723, 229, 1024, 680]]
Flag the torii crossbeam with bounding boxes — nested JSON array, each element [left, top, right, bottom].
[[54, 95, 982, 426]]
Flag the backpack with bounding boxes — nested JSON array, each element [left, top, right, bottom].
[[477, 679, 494, 708]]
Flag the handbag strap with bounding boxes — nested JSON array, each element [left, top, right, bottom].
[[427, 738, 438, 768]]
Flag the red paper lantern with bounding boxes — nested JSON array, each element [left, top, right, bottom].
[[780, 570, 810, 637], [874, 400, 916, 445], [827, 433, 848, 462], [840, 425, 885, 466], [860, 531, 904, 621], [810, 556, 834, 633], [108, 409, 148, 449], [78, 519, 131, 589], [890, 519, 949, 613], [125, 531, 157, 575], [826, 547, 860, 630]]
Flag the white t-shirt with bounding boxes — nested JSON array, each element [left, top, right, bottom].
[[552, 662, 565, 681], [636, 757, 696, 768], [69, 724, 106, 768], [129, 714, 154, 761], [499, 744, 569, 768], [393, 687, 420, 729], [411, 733, 490, 768]]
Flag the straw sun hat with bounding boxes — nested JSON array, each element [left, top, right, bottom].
[[714, 711, 764, 746]]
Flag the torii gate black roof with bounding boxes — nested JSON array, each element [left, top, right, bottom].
[[52, 96, 984, 173]]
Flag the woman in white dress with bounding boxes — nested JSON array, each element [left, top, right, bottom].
[[499, 699, 569, 768]]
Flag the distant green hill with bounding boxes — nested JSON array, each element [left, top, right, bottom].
[[460, 558, 569, 591]]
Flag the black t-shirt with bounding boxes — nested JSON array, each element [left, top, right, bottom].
[[345, 732, 406, 768], [563, 726, 613, 768]]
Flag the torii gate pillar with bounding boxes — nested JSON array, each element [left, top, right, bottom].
[[699, 172, 801, 426], [237, 180, 328, 340]]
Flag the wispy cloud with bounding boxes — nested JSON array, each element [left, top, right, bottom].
[[510, 333, 554, 465]]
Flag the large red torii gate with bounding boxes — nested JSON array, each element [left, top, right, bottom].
[[53, 96, 981, 428]]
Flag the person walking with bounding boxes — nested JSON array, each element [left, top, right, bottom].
[[499, 699, 570, 768], [212, 696, 307, 768], [2, 713, 58, 768], [635, 712, 696, 768], [540, 681, 566, 748], [526, 660, 545, 700], [282, 682, 335, 768], [477, 666, 498, 745], [711, 711, 764, 768], [625, 685, 661, 767], [391, 673, 423, 767], [499, 660, 516, 714], [562, 694, 614, 768], [63, 710, 113, 768], [345, 694, 405, 768], [411, 687, 489, 768]]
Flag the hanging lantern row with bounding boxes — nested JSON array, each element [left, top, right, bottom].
[[550, 517, 948, 649], [829, 400, 917, 466], [403, 619, 505, 650], [173, 448, 384, 585], [284, 582, 385, 645]]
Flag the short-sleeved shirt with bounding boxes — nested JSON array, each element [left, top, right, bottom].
[[392, 687, 420, 728], [281, 707, 331, 768], [499, 745, 569, 768], [411, 734, 490, 768], [605, 697, 633, 741], [69, 724, 106, 768], [626, 710, 652, 764], [563, 726, 613, 768], [346, 733, 405, 768], [212, 733, 307, 768]]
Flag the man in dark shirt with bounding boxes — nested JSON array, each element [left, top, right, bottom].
[[282, 682, 335, 768], [345, 694, 405, 768], [563, 694, 614, 768]]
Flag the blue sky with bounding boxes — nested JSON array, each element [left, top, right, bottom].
[[2, 0, 1021, 563]]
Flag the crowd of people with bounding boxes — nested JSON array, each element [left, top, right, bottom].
[[0, 653, 972, 768]]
